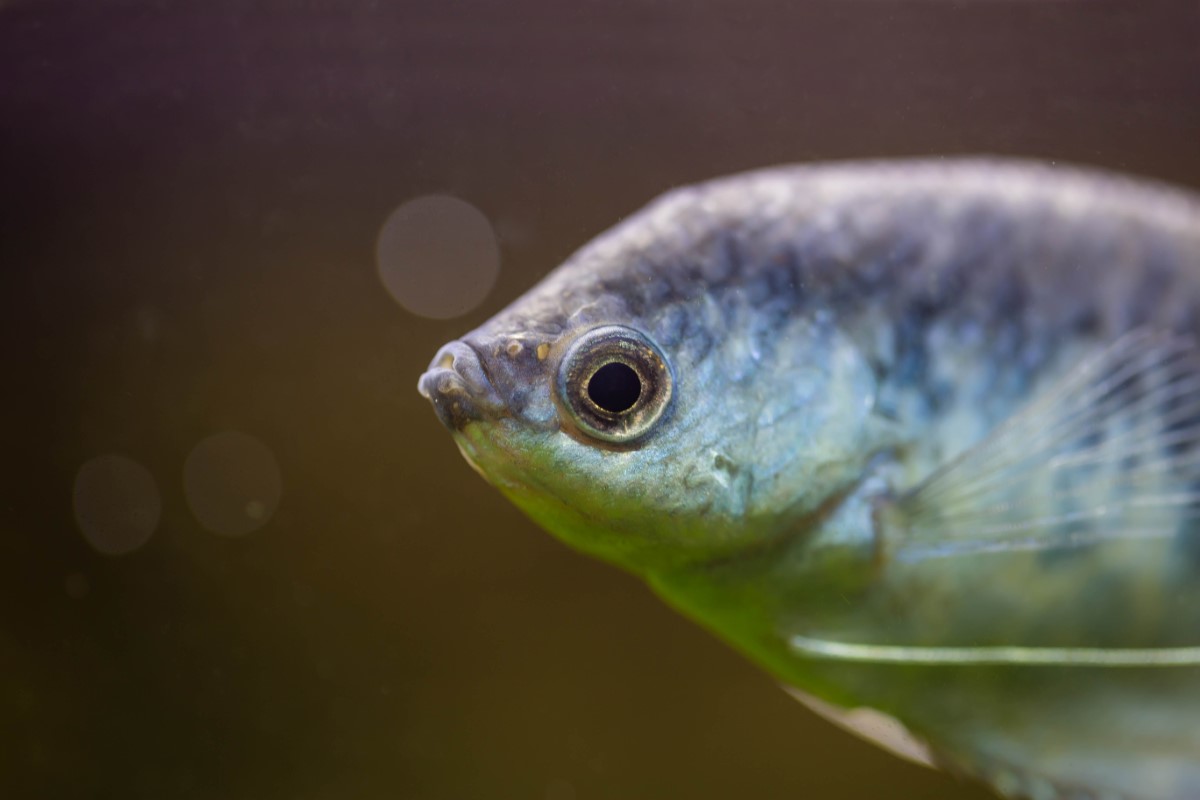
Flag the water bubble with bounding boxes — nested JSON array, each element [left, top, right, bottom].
[[183, 431, 282, 537], [72, 454, 161, 555], [376, 194, 500, 319]]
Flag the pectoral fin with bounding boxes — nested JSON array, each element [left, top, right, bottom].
[[881, 328, 1200, 563]]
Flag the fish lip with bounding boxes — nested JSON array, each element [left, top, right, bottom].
[[418, 340, 506, 430]]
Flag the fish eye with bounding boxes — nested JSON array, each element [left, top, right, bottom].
[[556, 325, 673, 444]]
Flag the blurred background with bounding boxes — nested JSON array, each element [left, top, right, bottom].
[[2, 1, 1198, 798]]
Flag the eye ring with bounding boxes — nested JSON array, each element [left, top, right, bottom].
[[556, 325, 673, 444]]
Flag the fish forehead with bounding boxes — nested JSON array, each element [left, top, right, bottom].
[[474, 158, 1200, 347]]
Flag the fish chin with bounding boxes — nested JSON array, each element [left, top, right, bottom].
[[451, 419, 541, 495], [450, 418, 683, 570], [451, 435, 490, 482]]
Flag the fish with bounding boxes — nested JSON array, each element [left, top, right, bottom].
[[417, 159, 1200, 799]]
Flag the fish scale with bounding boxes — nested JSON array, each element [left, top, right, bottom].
[[419, 159, 1200, 798]]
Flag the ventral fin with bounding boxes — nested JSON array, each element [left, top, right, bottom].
[[882, 328, 1200, 563]]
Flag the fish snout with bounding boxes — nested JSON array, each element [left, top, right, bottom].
[[418, 341, 505, 430]]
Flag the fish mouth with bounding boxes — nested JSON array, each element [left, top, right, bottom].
[[418, 340, 506, 431]]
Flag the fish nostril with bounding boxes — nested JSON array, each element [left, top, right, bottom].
[[436, 352, 455, 370]]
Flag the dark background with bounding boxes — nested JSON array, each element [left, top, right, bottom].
[[3, 1, 1199, 798]]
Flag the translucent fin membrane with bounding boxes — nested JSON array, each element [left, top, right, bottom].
[[886, 329, 1200, 562]]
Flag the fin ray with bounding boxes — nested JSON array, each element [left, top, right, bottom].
[[887, 328, 1200, 559]]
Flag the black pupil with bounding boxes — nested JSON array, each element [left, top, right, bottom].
[[587, 362, 642, 413]]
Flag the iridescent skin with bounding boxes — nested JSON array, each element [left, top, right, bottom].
[[418, 161, 1200, 799]]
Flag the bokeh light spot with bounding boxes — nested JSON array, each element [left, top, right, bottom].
[[183, 431, 282, 537], [376, 194, 500, 319], [72, 454, 161, 555]]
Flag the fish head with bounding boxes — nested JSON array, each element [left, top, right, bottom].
[[418, 185, 890, 574]]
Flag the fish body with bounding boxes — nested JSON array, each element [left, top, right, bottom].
[[418, 160, 1200, 799]]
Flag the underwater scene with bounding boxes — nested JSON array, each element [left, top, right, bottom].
[[3, 2, 1199, 798]]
